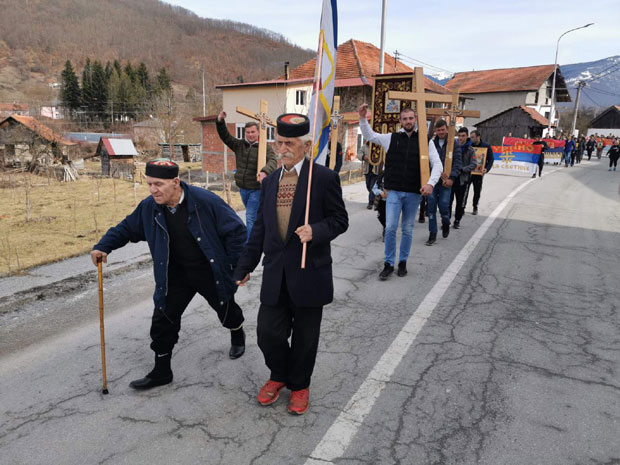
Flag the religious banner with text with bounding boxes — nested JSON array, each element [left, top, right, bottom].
[[369, 73, 415, 166], [492, 144, 541, 173], [503, 137, 565, 163]]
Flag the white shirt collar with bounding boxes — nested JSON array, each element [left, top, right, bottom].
[[279, 157, 305, 181]]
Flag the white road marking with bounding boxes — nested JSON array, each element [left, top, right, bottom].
[[305, 170, 557, 464]]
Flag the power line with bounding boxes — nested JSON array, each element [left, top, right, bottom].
[[581, 90, 601, 107], [395, 52, 454, 75]]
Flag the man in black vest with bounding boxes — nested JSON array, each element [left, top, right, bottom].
[[426, 119, 462, 245], [359, 104, 443, 279], [468, 130, 494, 215], [91, 161, 247, 390], [234, 114, 348, 415]]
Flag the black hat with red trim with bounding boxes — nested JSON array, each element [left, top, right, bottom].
[[276, 113, 310, 138], [145, 160, 179, 179]]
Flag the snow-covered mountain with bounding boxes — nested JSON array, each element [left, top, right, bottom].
[[426, 56, 620, 108], [560, 55, 620, 108]]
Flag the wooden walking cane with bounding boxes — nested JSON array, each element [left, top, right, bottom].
[[97, 259, 109, 394]]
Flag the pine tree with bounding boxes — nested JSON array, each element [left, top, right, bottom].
[[156, 67, 172, 94], [124, 62, 136, 84], [91, 60, 108, 119], [104, 61, 113, 81], [81, 58, 93, 113], [60, 60, 81, 114], [137, 62, 151, 95], [113, 59, 122, 78]]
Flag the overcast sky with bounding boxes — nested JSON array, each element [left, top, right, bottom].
[[167, 0, 618, 75]]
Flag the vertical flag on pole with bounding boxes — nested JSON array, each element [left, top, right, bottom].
[[308, 0, 338, 166]]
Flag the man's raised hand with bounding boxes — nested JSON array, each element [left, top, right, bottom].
[[217, 111, 227, 121], [358, 103, 368, 119]]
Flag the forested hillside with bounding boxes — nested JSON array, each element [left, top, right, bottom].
[[0, 0, 313, 104]]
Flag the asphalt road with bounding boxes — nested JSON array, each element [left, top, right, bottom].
[[1, 158, 619, 465]]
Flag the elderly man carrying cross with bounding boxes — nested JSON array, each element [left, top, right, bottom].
[[358, 103, 442, 280]]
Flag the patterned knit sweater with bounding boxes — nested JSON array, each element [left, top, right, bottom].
[[276, 169, 299, 241]]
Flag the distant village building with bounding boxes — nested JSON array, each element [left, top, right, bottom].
[[195, 39, 451, 174], [40, 106, 62, 120], [445, 65, 571, 133], [159, 143, 201, 162], [587, 105, 620, 137], [133, 118, 165, 150], [0, 114, 76, 167], [474, 106, 554, 145], [0, 103, 29, 118], [96, 137, 137, 178]]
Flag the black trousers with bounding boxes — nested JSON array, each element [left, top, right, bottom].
[[365, 173, 378, 206], [450, 179, 470, 222], [150, 264, 244, 355], [538, 160, 544, 176], [469, 174, 483, 208], [610, 155, 619, 168], [418, 196, 427, 220], [257, 273, 323, 391], [376, 199, 386, 229]]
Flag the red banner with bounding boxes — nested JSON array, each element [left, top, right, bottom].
[[501, 137, 543, 153]]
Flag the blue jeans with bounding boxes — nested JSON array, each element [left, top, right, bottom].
[[385, 190, 422, 266], [239, 188, 260, 242], [427, 183, 451, 234]]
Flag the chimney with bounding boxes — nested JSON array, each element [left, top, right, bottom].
[[284, 61, 290, 80]]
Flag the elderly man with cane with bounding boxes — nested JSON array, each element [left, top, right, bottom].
[[91, 160, 248, 390]]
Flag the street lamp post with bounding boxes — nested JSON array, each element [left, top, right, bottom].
[[547, 23, 593, 137]]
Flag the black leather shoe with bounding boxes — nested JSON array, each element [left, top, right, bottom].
[[442, 224, 450, 238], [426, 233, 436, 246], [229, 328, 246, 359], [397, 261, 407, 277], [453, 220, 460, 229], [129, 374, 173, 390], [366, 204, 373, 210], [472, 207, 478, 215], [418, 215, 425, 223], [379, 263, 394, 281]]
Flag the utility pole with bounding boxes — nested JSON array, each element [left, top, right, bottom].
[[202, 66, 206, 117], [393, 50, 399, 72], [570, 80, 586, 136], [379, 0, 387, 74]]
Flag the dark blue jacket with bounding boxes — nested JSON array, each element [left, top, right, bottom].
[[233, 159, 349, 307], [94, 181, 246, 312], [455, 138, 478, 185]]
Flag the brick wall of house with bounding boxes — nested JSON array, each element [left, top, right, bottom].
[[200, 121, 237, 174]]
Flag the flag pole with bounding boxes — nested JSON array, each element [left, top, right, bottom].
[[301, 29, 325, 269]]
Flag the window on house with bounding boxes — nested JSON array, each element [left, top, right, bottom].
[[296, 90, 307, 106], [544, 111, 550, 119], [236, 124, 245, 140]]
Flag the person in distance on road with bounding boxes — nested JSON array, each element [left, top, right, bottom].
[[450, 127, 477, 230], [532, 135, 548, 178], [216, 111, 278, 241], [586, 135, 595, 161], [233, 113, 348, 415], [425, 119, 462, 246], [607, 139, 620, 171], [91, 160, 248, 390], [468, 130, 494, 214]]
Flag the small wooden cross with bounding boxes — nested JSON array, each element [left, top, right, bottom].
[[329, 96, 343, 170], [386, 67, 455, 187], [235, 100, 275, 180]]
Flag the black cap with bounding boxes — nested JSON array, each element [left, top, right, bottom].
[[145, 160, 179, 179], [276, 113, 310, 138]]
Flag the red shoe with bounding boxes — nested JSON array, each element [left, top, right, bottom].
[[288, 388, 309, 415], [257, 380, 286, 406]]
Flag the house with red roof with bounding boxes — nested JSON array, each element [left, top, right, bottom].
[[444, 65, 571, 134], [194, 39, 451, 174], [95, 137, 138, 178]]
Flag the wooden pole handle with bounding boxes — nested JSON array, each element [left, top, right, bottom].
[[97, 261, 108, 393]]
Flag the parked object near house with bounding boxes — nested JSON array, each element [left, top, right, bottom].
[[96, 138, 138, 178]]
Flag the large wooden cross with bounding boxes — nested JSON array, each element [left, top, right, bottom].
[[427, 94, 480, 176], [329, 95, 343, 170], [235, 99, 275, 180], [386, 67, 456, 186]]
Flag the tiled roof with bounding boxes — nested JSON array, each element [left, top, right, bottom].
[[519, 106, 550, 126], [0, 115, 75, 145], [0, 103, 28, 112], [476, 105, 553, 127], [284, 39, 449, 93], [445, 65, 557, 93]]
